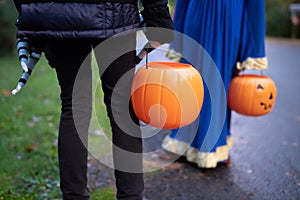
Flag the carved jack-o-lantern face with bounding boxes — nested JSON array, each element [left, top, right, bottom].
[[228, 74, 277, 116]]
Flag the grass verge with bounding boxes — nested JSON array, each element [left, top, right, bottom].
[[0, 54, 114, 199]]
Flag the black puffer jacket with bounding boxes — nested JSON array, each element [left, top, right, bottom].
[[14, 0, 174, 41]]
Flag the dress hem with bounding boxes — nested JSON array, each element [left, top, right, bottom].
[[162, 135, 233, 168]]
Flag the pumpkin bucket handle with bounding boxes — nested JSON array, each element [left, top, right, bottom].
[[238, 66, 265, 76], [136, 42, 157, 69], [146, 44, 149, 69]]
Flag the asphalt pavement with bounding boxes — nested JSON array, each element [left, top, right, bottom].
[[88, 37, 300, 200], [142, 38, 300, 200]]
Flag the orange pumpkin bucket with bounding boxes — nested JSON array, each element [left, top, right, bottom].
[[228, 74, 277, 116], [131, 62, 204, 129]]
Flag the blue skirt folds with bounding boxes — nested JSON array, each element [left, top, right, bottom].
[[162, 0, 267, 168]]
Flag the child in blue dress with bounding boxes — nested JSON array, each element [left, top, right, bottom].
[[162, 0, 268, 168]]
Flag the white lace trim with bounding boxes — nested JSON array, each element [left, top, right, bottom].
[[162, 136, 233, 168], [236, 57, 268, 71]]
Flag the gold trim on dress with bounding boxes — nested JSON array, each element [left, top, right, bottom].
[[236, 57, 268, 71], [162, 136, 233, 168]]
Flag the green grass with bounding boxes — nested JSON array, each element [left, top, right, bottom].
[[89, 51, 113, 162], [0, 54, 114, 199], [89, 188, 116, 200]]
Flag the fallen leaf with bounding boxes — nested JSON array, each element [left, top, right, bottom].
[[46, 115, 54, 121], [16, 109, 24, 117], [27, 121, 35, 127], [1, 89, 11, 96], [25, 143, 38, 152], [32, 116, 41, 122]]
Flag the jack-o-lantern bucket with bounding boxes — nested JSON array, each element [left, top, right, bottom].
[[131, 62, 204, 129], [228, 74, 277, 116]]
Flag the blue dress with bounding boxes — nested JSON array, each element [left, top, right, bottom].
[[162, 0, 267, 168]]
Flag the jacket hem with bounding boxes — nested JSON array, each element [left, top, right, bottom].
[[16, 24, 140, 39], [19, 0, 136, 4]]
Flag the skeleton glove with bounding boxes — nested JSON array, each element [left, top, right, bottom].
[[11, 37, 41, 95]]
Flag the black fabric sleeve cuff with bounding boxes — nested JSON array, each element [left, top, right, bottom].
[[140, 0, 168, 9]]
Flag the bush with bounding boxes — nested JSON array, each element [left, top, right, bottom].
[[0, 0, 18, 56], [266, 0, 300, 38]]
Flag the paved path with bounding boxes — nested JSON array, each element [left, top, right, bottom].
[[142, 38, 300, 200], [88, 38, 300, 200]]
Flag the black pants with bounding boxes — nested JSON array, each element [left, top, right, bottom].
[[41, 34, 144, 200]]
